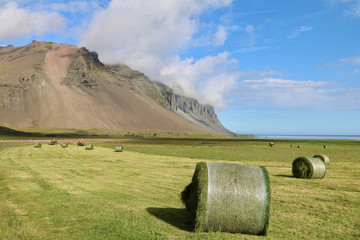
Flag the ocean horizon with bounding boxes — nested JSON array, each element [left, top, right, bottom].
[[244, 134, 360, 140]]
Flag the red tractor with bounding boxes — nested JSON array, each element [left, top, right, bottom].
[[77, 140, 84, 146], [49, 139, 57, 145]]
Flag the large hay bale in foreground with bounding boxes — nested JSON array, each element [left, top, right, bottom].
[[292, 157, 326, 179], [34, 143, 42, 148], [85, 144, 94, 150], [181, 162, 271, 235], [313, 154, 330, 165], [61, 143, 68, 148], [115, 146, 123, 152]]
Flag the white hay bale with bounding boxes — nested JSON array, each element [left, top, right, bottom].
[[313, 154, 330, 165], [85, 144, 94, 150], [292, 156, 326, 179], [181, 162, 271, 235], [115, 146, 123, 152]]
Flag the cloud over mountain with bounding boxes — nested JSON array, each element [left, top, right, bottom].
[[0, 2, 65, 40], [80, 0, 236, 108]]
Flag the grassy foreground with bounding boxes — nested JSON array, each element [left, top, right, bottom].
[[0, 141, 359, 239]]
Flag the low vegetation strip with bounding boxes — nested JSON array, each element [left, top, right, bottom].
[[0, 142, 359, 239]]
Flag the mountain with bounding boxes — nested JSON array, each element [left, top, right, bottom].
[[0, 41, 231, 134]]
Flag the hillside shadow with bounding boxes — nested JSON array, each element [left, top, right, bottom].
[[275, 174, 294, 178], [146, 207, 193, 232]]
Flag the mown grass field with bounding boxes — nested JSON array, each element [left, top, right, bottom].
[[0, 140, 359, 239]]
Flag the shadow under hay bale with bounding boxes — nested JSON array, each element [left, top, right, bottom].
[[181, 162, 271, 235], [61, 143, 68, 148], [115, 146, 123, 152], [146, 207, 192, 232], [85, 144, 94, 150], [313, 154, 330, 165], [292, 157, 326, 179], [34, 143, 42, 148]]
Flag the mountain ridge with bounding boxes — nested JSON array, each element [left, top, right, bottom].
[[0, 41, 232, 135]]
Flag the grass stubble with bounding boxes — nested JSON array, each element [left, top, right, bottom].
[[0, 140, 359, 239]]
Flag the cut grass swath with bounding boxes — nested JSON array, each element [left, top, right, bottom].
[[181, 162, 271, 235]]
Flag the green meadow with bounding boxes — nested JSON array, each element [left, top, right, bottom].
[[0, 139, 359, 239]]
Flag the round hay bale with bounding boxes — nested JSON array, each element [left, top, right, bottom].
[[181, 162, 271, 235], [323, 145, 327, 148], [290, 145, 294, 147], [297, 145, 301, 148], [85, 144, 94, 150], [292, 156, 326, 179], [34, 143, 42, 148], [313, 154, 330, 165], [61, 143, 68, 148], [115, 146, 123, 152]]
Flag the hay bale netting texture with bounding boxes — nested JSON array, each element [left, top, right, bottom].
[[85, 144, 94, 150], [313, 154, 330, 165], [61, 143, 68, 148], [181, 162, 271, 235], [34, 143, 42, 148], [292, 157, 326, 179], [115, 146, 123, 152]]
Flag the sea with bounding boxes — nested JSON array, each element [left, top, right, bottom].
[[249, 134, 360, 140]]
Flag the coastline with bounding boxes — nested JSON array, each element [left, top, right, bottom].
[[251, 134, 360, 140]]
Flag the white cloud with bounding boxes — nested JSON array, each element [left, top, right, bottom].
[[245, 25, 255, 46], [160, 52, 238, 109], [318, 56, 360, 70], [191, 24, 229, 47], [348, 0, 360, 17], [0, 2, 65, 40], [322, 0, 360, 17], [234, 78, 360, 110], [340, 56, 360, 66], [80, 0, 235, 108], [236, 46, 268, 53], [238, 70, 285, 79], [213, 25, 227, 46], [288, 26, 313, 39], [322, 0, 352, 4], [48, 1, 103, 13]]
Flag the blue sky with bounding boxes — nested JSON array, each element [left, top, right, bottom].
[[1, 0, 359, 135]]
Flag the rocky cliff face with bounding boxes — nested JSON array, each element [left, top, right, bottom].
[[106, 63, 232, 134], [0, 41, 231, 134]]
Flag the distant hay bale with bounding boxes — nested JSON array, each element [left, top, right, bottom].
[[115, 146, 123, 152], [292, 157, 326, 179], [61, 143, 68, 148], [181, 162, 271, 235], [34, 143, 42, 148], [291, 145, 294, 147], [85, 144, 94, 150], [297, 145, 301, 148], [323, 145, 327, 148], [313, 154, 330, 165]]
